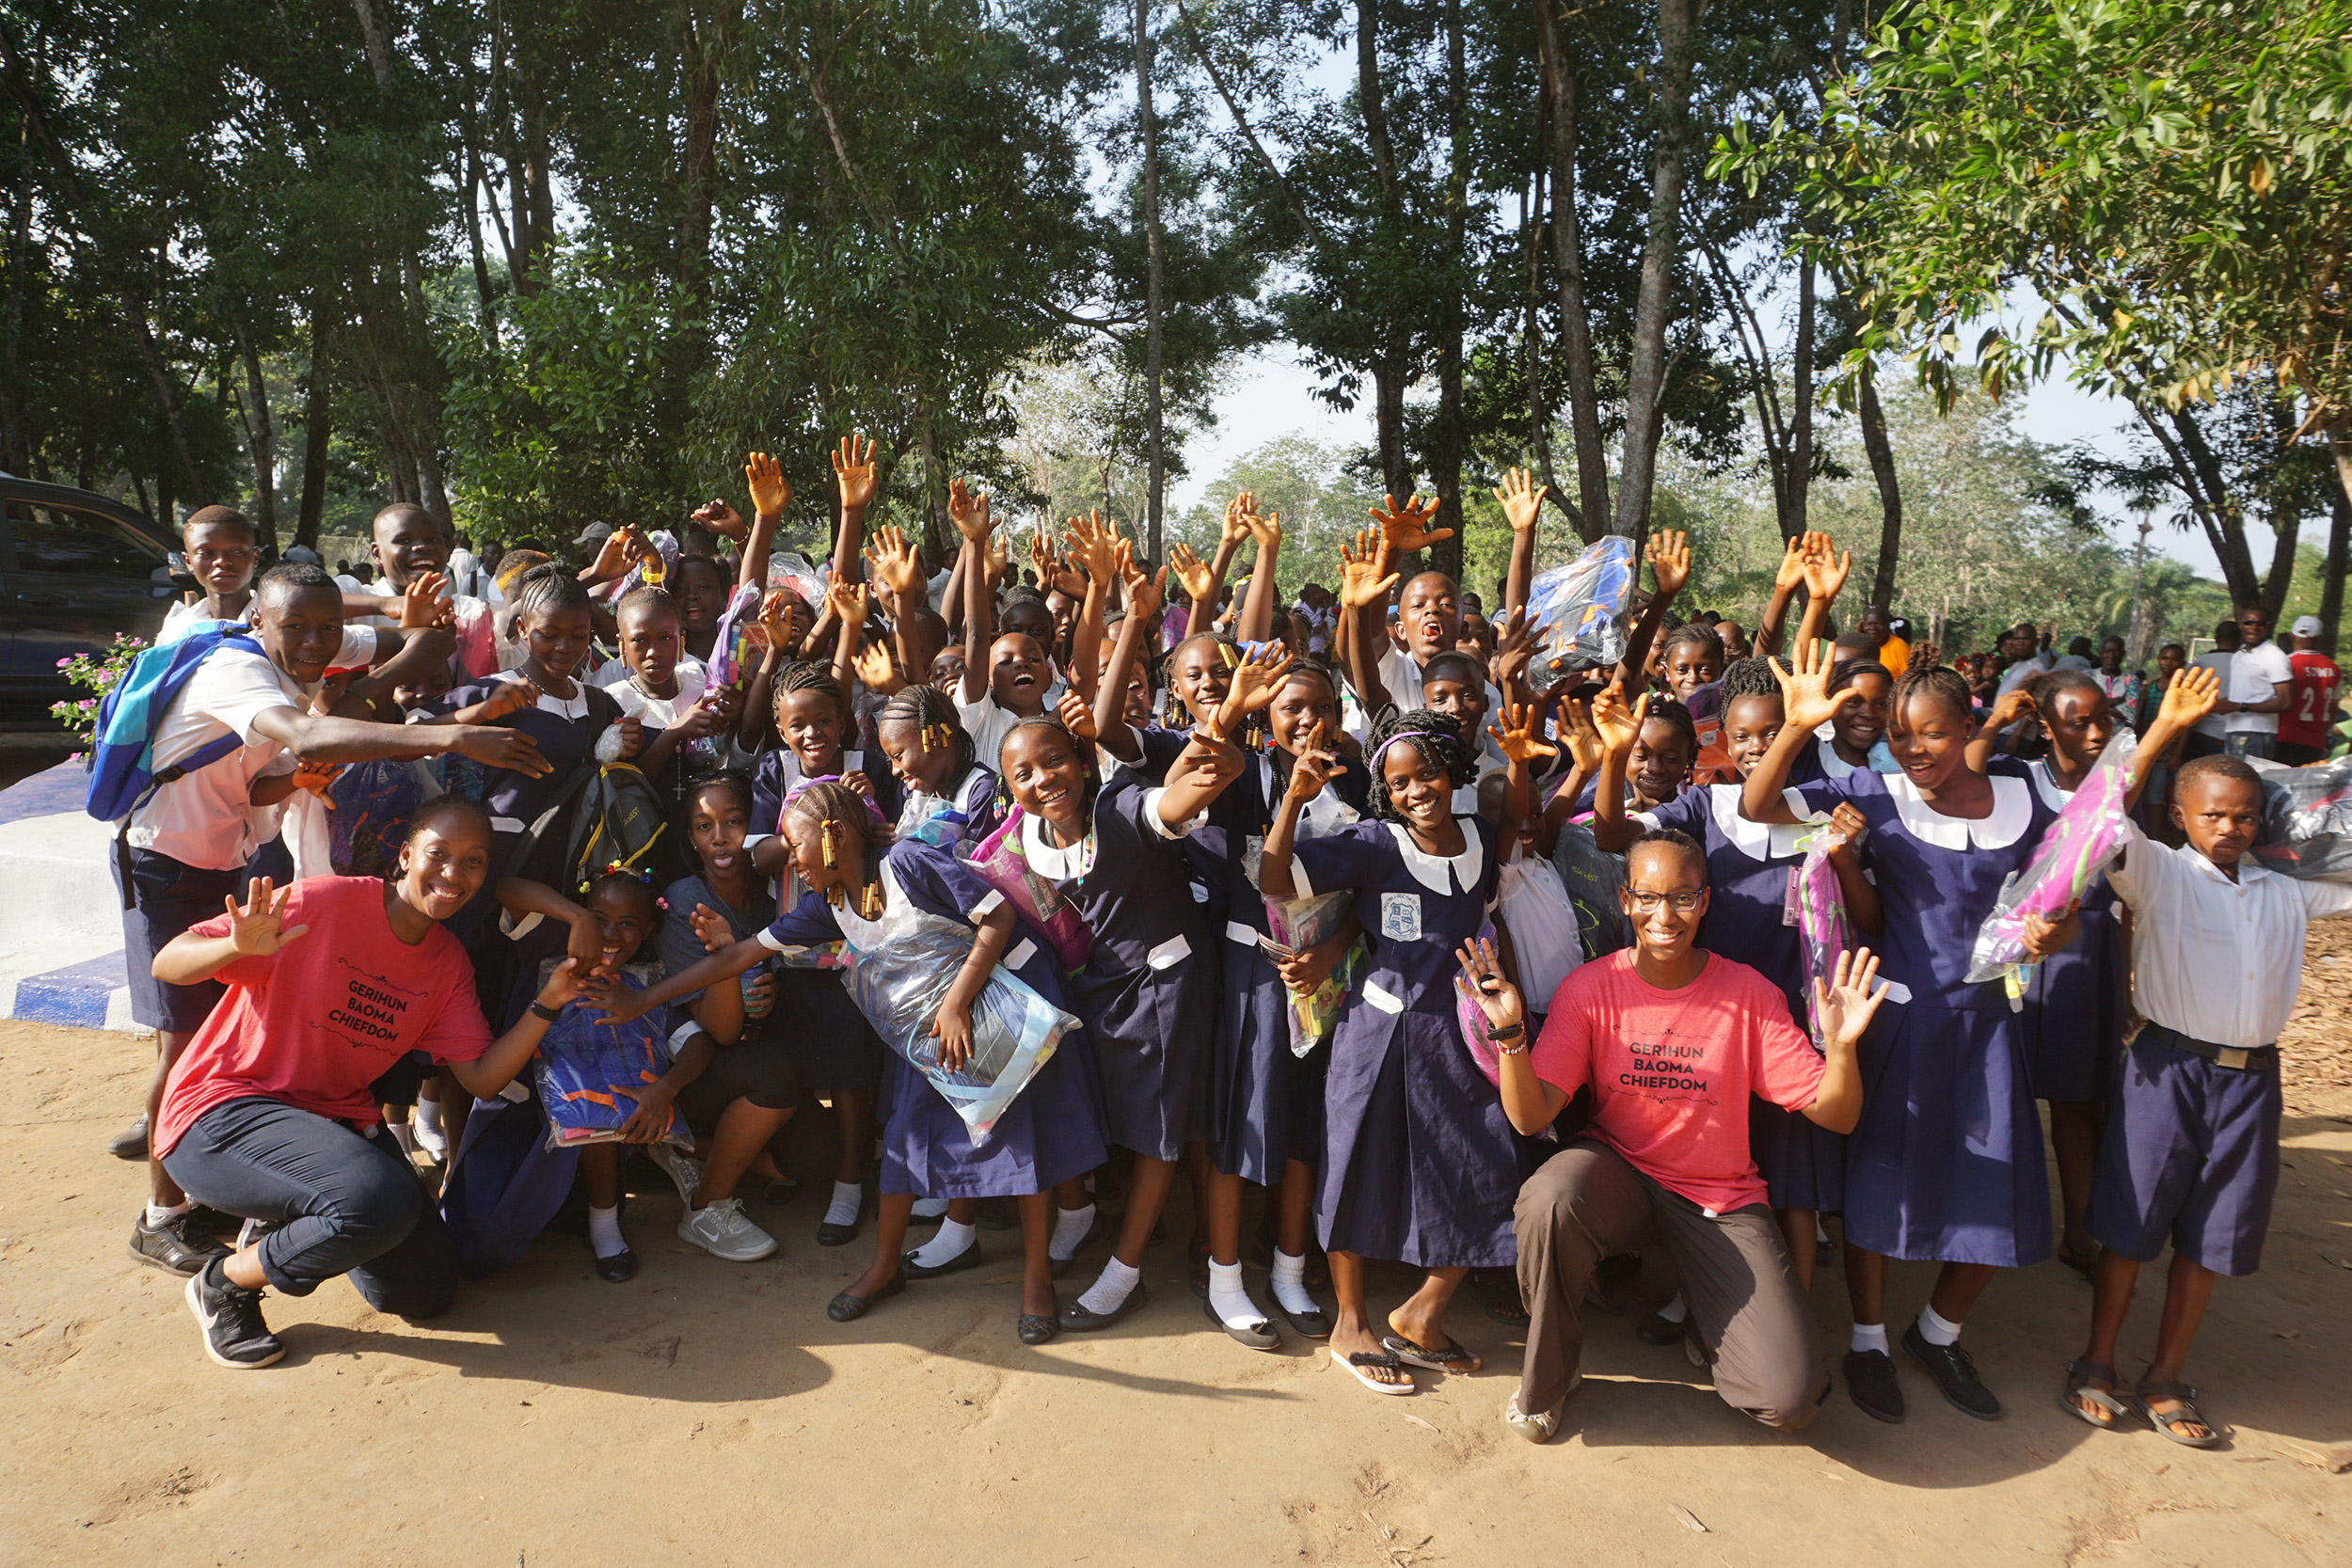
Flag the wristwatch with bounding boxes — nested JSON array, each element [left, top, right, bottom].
[[1485, 1021, 1525, 1043], [529, 1000, 563, 1022]]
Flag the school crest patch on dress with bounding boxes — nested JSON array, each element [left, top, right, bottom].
[[1379, 892, 1423, 942]]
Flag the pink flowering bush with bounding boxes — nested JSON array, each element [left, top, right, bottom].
[[50, 633, 148, 751]]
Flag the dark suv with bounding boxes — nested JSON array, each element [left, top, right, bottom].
[[0, 475, 184, 724]]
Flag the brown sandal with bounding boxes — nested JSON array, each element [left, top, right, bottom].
[[2058, 1360, 2127, 1430]]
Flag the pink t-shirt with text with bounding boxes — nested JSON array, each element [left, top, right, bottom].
[[1532, 949, 1824, 1213]]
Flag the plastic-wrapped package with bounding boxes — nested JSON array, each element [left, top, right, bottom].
[[705, 584, 764, 692], [1496, 851, 1581, 1013], [324, 757, 438, 881], [1789, 823, 1851, 1050], [1967, 730, 2138, 987], [1523, 536, 1637, 695], [534, 967, 693, 1151], [842, 902, 1080, 1145], [963, 807, 1093, 970], [1551, 818, 1630, 960], [1259, 889, 1362, 1058], [2249, 755, 2352, 880], [895, 788, 967, 850], [765, 550, 830, 614]]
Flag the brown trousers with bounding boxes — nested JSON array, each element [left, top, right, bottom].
[[1515, 1140, 1828, 1430]]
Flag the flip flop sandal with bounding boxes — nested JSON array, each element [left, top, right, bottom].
[[1382, 1333, 1482, 1374], [1471, 1268, 1531, 1326], [2058, 1360, 2128, 1431], [2057, 1243, 2102, 1282], [2134, 1380, 2225, 1448], [1331, 1347, 1416, 1396]]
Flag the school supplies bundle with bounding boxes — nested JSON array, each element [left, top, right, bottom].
[[1521, 535, 1636, 695], [323, 758, 438, 880], [895, 788, 966, 850], [841, 902, 1080, 1144], [1259, 888, 1361, 1058], [2249, 755, 2352, 881], [1789, 822, 1852, 1050], [965, 807, 1094, 969], [1496, 849, 1581, 1012], [706, 584, 763, 691], [765, 550, 830, 613], [533, 969, 693, 1152], [1552, 818, 1631, 959], [1966, 730, 2137, 989]]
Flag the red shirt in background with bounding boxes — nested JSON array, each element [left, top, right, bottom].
[[1532, 949, 1824, 1212], [2280, 650, 2343, 752], [155, 876, 491, 1157]]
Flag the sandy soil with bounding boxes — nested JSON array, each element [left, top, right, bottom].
[[3, 996, 2349, 1567]]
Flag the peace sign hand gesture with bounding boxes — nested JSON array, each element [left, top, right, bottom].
[[225, 877, 309, 958]]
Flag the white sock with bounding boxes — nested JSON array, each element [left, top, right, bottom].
[[1207, 1259, 1267, 1332], [1050, 1202, 1096, 1261], [144, 1200, 192, 1228], [1658, 1294, 1689, 1323], [1916, 1305, 1963, 1347], [824, 1180, 863, 1227], [911, 1196, 949, 1220], [1075, 1256, 1140, 1316], [588, 1203, 627, 1259], [1270, 1249, 1318, 1316], [1851, 1322, 1890, 1355], [909, 1218, 977, 1269], [415, 1096, 442, 1139], [389, 1121, 418, 1156]]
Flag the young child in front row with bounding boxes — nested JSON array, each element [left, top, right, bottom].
[[2058, 674, 2344, 1447]]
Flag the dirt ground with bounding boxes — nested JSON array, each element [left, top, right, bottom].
[[5, 942, 2351, 1568]]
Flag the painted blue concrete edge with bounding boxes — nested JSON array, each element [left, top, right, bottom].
[[8, 949, 128, 1030]]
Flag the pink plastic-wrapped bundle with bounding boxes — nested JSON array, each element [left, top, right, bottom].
[[1966, 730, 2138, 986], [964, 807, 1093, 971], [706, 585, 763, 691], [1260, 890, 1359, 1057], [1789, 826, 1851, 1050]]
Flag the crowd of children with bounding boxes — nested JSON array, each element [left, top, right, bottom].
[[94, 453, 2349, 1455]]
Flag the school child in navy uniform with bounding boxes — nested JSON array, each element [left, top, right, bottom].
[[1740, 646, 2075, 1424]]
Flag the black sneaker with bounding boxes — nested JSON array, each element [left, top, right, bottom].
[[1635, 1308, 1688, 1346], [107, 1115, 151, 1161], [183, 1261, 285, 1369], [1902, 1323, 2001, 1419], [1842, 1348, 1906, 1423], [130, 1210, 231, 1276]]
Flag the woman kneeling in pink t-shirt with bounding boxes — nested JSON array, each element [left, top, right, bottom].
[[153, 798, 586, 1370], [1455, 828, 1889, 1443]]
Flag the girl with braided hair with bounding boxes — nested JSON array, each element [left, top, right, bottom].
[[1259, 705, 1540, 1395], [586, 777, 1108, 1344], [1741, 644, 2076, 1425], [873, 683, 995, 846]]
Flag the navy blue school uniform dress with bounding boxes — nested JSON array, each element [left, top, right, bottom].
[[1637, 780, 1846, 1212], [1023, 777, 1220, 1164], [2017, 759, 2125, 1106], [745, 743, 889, 1097], [1784, 758, 2060, 1267], [757, 841, 1108, 1199], [1290, 814, 1518, 1269], [895, 765, 999, 849], [1191, 752, 1373, 1187]]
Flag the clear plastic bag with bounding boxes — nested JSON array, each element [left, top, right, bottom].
[[1789, 824, 1851, 1051], [1550, 818, 1630, 960], [706, 584, 763, 691], [1497, 852, 1581, 1012], [533, 967, 693, 1152], [1259, 889, 1361, 1058], [2250, 755, 2352, 880], [1523, 535, 1637, 695], [964, 806, 1093, 970], [765, 550, 830, 614], [1967, 731, 2137, 987], [843, 903, 1080, 1145]]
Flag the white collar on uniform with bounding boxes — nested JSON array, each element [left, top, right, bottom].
[[1022, 808, 1091, 879], [1708, 782, 1816, 861], [1387, 818, 1483, 895], [1886, 769, 2031, 850], [498, 668, 588, 721], [1813, 732, 1861, 780], [2026, 758, 2072, 813]]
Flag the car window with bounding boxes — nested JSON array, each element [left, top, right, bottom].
[[4, 501, 167, 579]]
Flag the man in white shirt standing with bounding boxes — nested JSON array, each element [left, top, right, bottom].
[[2215, 602, 2292, 761], [117, 563, 548, 1279]]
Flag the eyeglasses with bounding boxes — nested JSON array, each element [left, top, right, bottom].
[[1628, 891, 1705, 913]]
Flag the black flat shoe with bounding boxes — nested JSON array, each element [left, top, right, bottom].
[[817, 1210, 863, 1248], [902, 1243, 984, 1281], [827, 1267, 907, 1323], [107, 1115, 150, 1162], [1275, 1298, 1333, 1340], [1635, 1310, 1688, 1346], [1842, 1348, 1906, 1423], [1203, 1293, 1280, 1350], [1057, 1281, 1149, 1333], [1903, 1323, 2001, 1419], [1017, 1313, 1059, 1346], [595, 1247, 638, 1283], [761, 1177, 797, 1208], [1188, 1236, 1211, 1299]]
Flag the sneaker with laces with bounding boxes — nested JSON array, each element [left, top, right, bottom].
[[1903, 1322, 2001, 1419], [130, 1209, 231, 1275], [183, 1262, 285, 1369], [647, 1143, 702, 1208], [678, 1196, 779, 1261]]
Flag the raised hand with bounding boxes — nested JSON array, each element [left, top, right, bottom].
[[1645, 529, 1692, 598], [1772, 531, 1808, 594], [1453, 935, 1525, 1034], [690, 903, 738, 952], [2158, 663, 2221, 731], [1561, 699, 1603, 776], [1167, 541, 1216, 605], [1799, 530, 1851, 602], [946, 477, 993, 543], [691, 498, 747, 541], [1219, 492, 1253, 549], [1123, 563, 1168, 625], [224, 877, 309, 957], [398, 570, 448, 629], [1488, 700, 1560, 766], [826, 579, 870, 629], [1284, 720, 1343, 800], [862, 524, 924, 600], [1811, 945, 1890, 1051], [585, 525, 638, 586], [1035, 529, 1087, 596], [746, 451, 791, 519], [832, 435, 878, 511], [1056, 687, 1099, 743], [1588, 677, 1648, 757], [1067, 509, 1125, 585], [1235, 494, 1282, 552], [1772, 637, 1844, 735], [757, 588, 810, 656], [1222, 641, 1295, 719], [850, 637, 901, 693], [1493, 606, 1534, 693], [1369, 492, 1454, 554], [1338, 528, 1401, 610], [1492, 467, 1547, 534]]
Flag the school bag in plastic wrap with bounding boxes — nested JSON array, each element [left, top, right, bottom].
[[706, 584, 764, 692], [1967, 730, 2137, 995], [1497, 850, 1581, 1014], [841, 901, 1080, 1145], [765, 551, 830, 614], [532, 965, 692, 1151], [1551, 818, 1630, 960], [1523, 536, 1636, 695], [325, 758, 438, 880], [1789, 822, 1851, 1050], [2249, 755, 2352, 880], [963, 805, 1094, 970]]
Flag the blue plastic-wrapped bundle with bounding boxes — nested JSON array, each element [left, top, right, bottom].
[[1523, 535, 1637, 694], [325, 757, 437, 880], [2250, 755, 2352, 881], [842, 905, 1079, 1145], [533, 968, 694, 1151]]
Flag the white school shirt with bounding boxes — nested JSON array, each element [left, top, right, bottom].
[[2224, 639, 2292, 736], [593, 656, 709, 726], [2107, 821, 2352, 1049], [157, 598, 250, 644], [126, 626, 378, 870]]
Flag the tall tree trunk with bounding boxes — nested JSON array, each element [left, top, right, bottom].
[[1789, 259, 1816, 550], [1357, 2, 1410, 503], [1521, 172, 1550, 490], [1136, 0, 1168, 559], [2318, 425, 2350, 657], [1374, 363, 1411, 501], [297, 315, 332, 550], [1860, 367, 1903, 608], [1611, 0, 1696, 538], [1427, 0, 1467, 584], [1532, 0, 1607, 539], [1356, 0, 1398, 214], [230, 312, 278, 546], [675, 0, 741, 384], [351, 0, 393, 86], [462, 134, 497, 336]]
